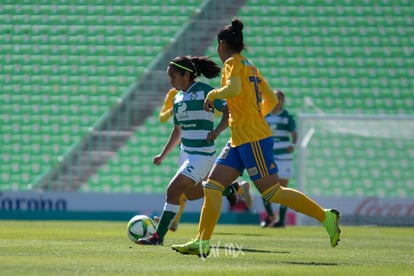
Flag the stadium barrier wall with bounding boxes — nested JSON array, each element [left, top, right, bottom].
[[0, 191, 261, 224], [1, 191, 413, 226]]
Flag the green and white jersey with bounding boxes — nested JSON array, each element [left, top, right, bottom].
[[173, 82, 226, 156], [265, 109, 296, 160]]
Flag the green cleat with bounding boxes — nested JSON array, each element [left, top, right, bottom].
[[171, 239, 210, 257], [322, 209, 341, 247]]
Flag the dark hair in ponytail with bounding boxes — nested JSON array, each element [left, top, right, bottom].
[[217, 18, 245, 53], [169, 55, 221, 80]]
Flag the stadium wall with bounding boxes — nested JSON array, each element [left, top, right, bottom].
[[1, 191, 413, 226]]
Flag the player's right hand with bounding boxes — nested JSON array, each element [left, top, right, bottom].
[[153, 155, 163, 165]]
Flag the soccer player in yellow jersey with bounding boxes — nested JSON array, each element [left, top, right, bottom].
[[172, 18, 341, 257]]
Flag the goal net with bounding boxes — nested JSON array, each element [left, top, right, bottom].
[[296, 114, 414, 226]]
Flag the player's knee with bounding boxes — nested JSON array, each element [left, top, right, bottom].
[[203, 179, 225, 192], [260, 183, 282, 200]]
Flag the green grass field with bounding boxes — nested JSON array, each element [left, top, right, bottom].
[[1, 220, 413, 275]]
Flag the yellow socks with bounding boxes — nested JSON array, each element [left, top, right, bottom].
[[195, 181, 326, 241], [262, 184, 325, 222], [197, 179, 224, 241], [172, 193, 187, 227]]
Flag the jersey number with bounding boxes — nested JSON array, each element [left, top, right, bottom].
[[249, 76, 262, 113]]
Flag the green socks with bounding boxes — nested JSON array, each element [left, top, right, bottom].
[[156, 203, 180, 241], [278, 205, 287, 224], [262, 197, 274, 217]]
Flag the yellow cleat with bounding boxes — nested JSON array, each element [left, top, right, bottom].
[[322, 209, 341, 247], [171, 239, 210, 257]]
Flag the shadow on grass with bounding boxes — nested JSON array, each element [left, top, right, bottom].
[[214, 246, 340, 266], [215, 232, 263, 237], [282, 261, 339, 266], [215, 245, 289, 254]]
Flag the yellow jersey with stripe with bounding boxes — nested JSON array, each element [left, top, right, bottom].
[[207, 53, 278, 146]]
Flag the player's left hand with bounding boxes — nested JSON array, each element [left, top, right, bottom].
[[206, 130, 219, 143], [203, 98, 214, 112]]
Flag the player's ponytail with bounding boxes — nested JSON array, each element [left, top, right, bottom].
[[189, 56, 220, 79], [170, 56, 220, 81], [217, 18, 245, 53]]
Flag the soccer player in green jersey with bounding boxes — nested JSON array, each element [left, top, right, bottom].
[[172, 19, 341, 257], [138, 55, 235, 245], [261, 90, 298, 228], [155, 86, 239, 233]]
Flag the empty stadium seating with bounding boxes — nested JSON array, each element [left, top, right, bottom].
[[0, 0, 202, 191], [1, 0, 413, 199], [200, 0, 414, 197], [236, 0, 413, 114]]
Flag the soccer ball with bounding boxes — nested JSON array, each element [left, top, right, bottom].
[[126, 215, 156, 243]]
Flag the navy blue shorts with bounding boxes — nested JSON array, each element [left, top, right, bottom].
[[216, 137, 279, 180]]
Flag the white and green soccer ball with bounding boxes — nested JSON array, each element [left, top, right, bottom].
[[126, 215, 156, 243]]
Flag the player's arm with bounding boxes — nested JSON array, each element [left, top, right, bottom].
[[206, 105, 229, 143], [159, 88, 177, 123], [260, 79, 278, 116], [286, 129, 298, 153], [207, 76, 241, 101], [153, 125, 181, 165], [159, 107, 173, 123], [289, 115, 298, 152], [204, 62, 241, 110], [291, 130, 298, 145]]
